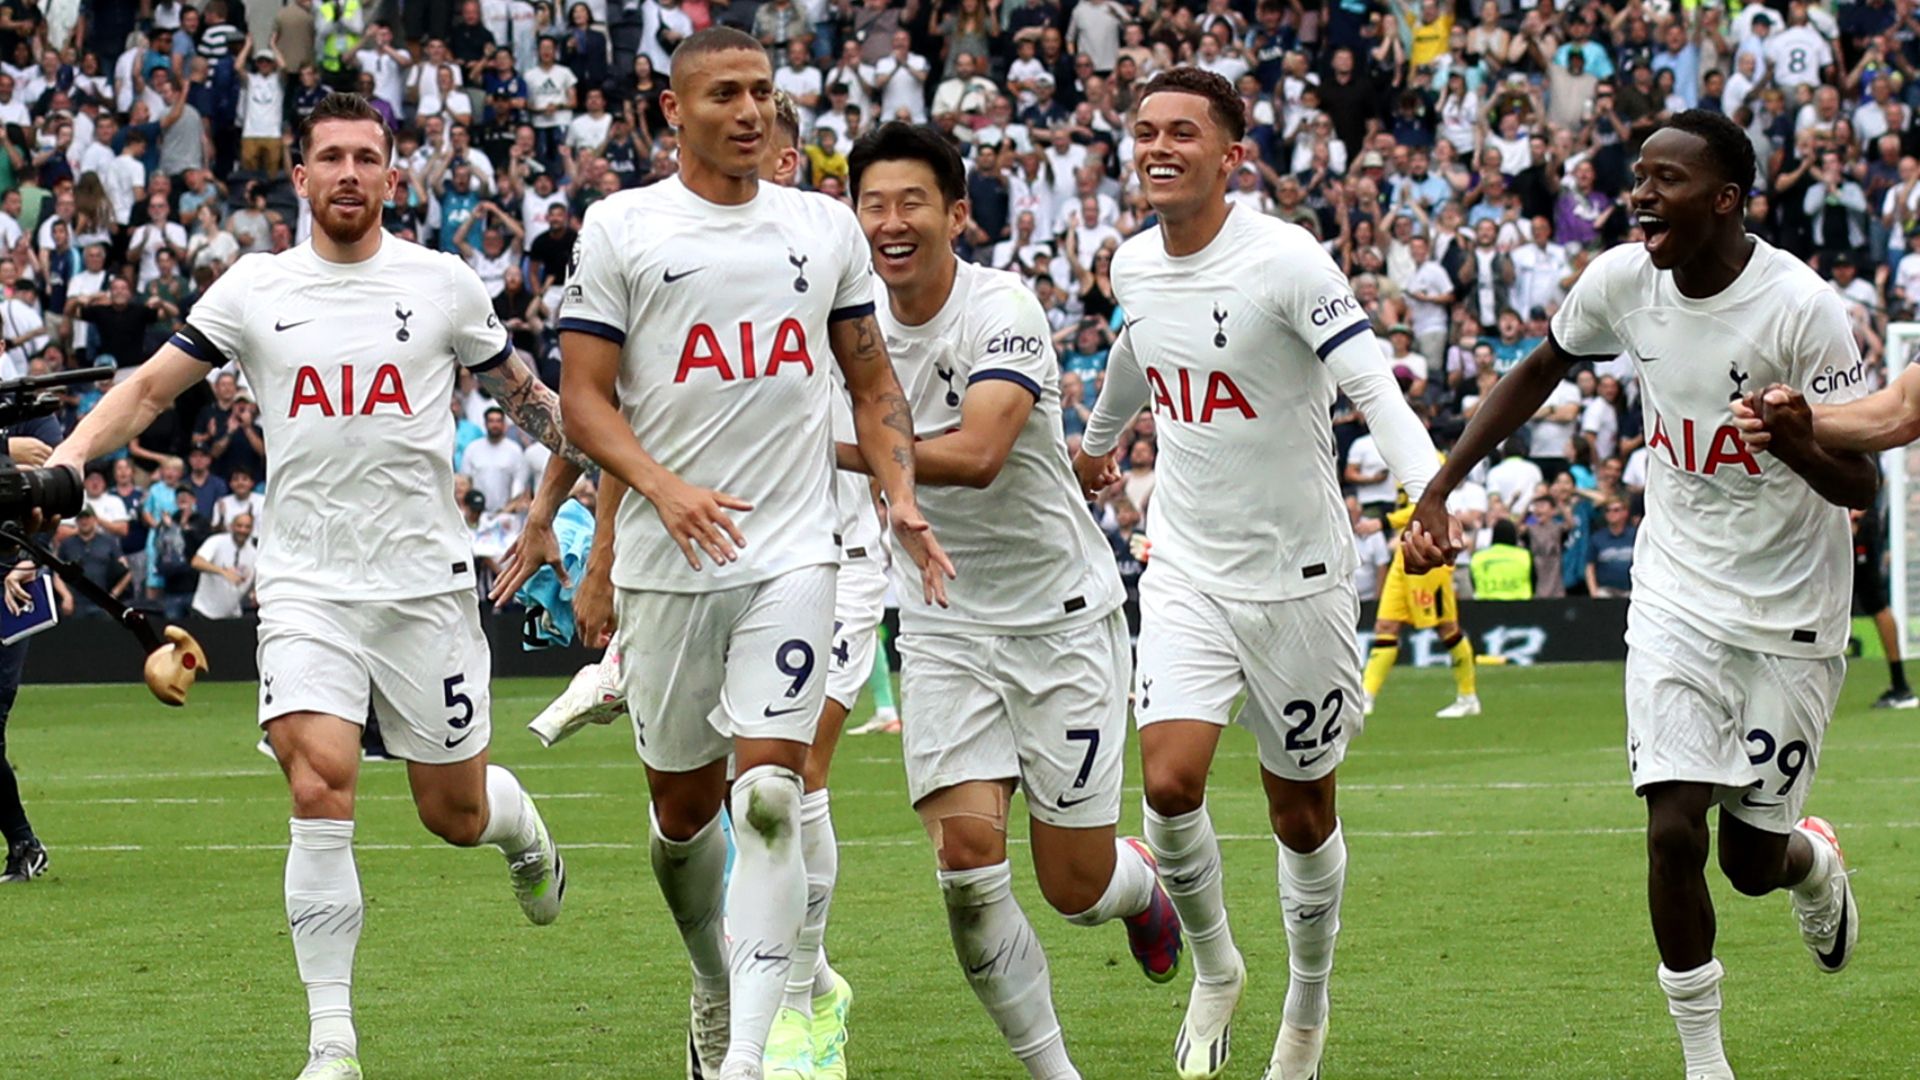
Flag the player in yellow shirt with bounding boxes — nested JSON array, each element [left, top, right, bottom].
[[1364, 496, 1480, 718]]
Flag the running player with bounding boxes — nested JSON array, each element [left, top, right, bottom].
[[1407, 110, 1868, 1080], [47, 93, 587, 1080], [554, 30, 949, 1080], [847, 121, 1183, 1080], [1073, 70, 1441, 1080]]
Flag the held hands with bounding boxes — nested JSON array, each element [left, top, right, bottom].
[[1400, 494, 1466, 574], [1070, 446, 1121, 500], [889, 499, 956, 607], [1731, 383, 1813, 458], [651, 474, 752, 570]]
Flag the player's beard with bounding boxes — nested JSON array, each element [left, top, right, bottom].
[[310, 188, 382, 247]]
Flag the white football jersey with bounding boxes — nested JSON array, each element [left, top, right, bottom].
[[561, 176, 873, 593], [880, 260, 1122, 635], [176, 235, 509, 604], [1096, 207, 1396, 601], [1552, 238, 1867, 658]]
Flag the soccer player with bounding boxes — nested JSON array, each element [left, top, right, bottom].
[[1406, 110, 1868, 1080], [1073, 70, 1441, 1080], [846, 121, 1183, 1080], [554, 30, 949, 1080], [46, 93, 589, 1080]]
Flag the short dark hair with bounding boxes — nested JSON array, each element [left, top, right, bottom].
[[672, 26, 766, 71], [848, 121, 968, 206], [1135, 67, 1245, 143], [299, 92, 394, 159], [1659, 109, 1757, 204]]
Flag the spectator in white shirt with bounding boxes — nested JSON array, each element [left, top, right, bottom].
[[458, 406, 529, 513], [874, 31, 930, 123], [1510, 216, 1571, 318], [565, 86, 614, 152], [1487, 436, 1546, 510], [352, 21, 413, 115], [1349, 496, 1391, 602], [212, 468, 264, 533], [190, 512, 259, 619]]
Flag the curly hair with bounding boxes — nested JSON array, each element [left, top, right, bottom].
[[1135, 67, 1245, 143]]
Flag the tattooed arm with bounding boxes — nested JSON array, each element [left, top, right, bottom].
[[828, 311, 955, 605], [476, 353, 593, 606]]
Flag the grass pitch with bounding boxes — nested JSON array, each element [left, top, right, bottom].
[[2, 663, 1917, 1078]]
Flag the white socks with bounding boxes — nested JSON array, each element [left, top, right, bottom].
[[286, 818, 362, 1055], [648, 805, 731, 998], [1659, 959, 1732, 1077], [1278, 821, 1347, 1030], [940, 861, 1080, 1080], [1792, 831, 1839, 900], [724, 764, 808, 1071], [1144, 801, 1241, 982], [477, 764, 541, 856], [1064, 837, 1156, 926], [783, 788, 839, 1011]]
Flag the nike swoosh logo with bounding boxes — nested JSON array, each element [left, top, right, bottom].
[[275, 318, 314, 332], [444, 729, 476, 749], [663, 267, 704, 283], [1055, 791, 1099, 810], [1297, 750, 1331, 769], [1739, 792, 1779, 810], [1816, 887, 1851, 969], [763, 703, 811, 718]]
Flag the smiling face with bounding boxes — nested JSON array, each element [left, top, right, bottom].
[[1132, 88, 1243, 222], [664, 45, 775, 181], [857, 157, 966, 294], [1630, 127, 1742, 271]]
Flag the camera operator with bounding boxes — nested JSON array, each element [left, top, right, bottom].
[[0, 399, 64, 883]]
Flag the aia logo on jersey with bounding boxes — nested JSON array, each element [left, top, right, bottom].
[[1646, 411, 1759, 477], [288, 364, 414, 417], [1145, 365, 1256, 424], [676, 319, 814, 383], [1810, 357, 1867, 396]]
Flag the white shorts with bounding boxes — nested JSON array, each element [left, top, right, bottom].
[[255, 591, 493, 765], [826, 551, 888, 710], [616, 563, 837, 773], [898, 609, 1131, 828], [1624, 606, 1844, 834], [1135, 562, 1364, 782]]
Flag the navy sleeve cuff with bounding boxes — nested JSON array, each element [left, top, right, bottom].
[[468, 341, 514, 373], [1314, 319, 1371, 361], [557, 317, 627, 345], [967, 368, 1042, 401], [829, 301, 877, 323]]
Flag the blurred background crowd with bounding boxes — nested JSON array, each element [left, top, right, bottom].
[[30, 0, 1912, 622]]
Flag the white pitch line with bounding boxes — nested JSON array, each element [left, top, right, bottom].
[[42, 821, 1920, 855]]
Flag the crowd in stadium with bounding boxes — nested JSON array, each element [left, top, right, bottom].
[[32, 0, 1906, 617]]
